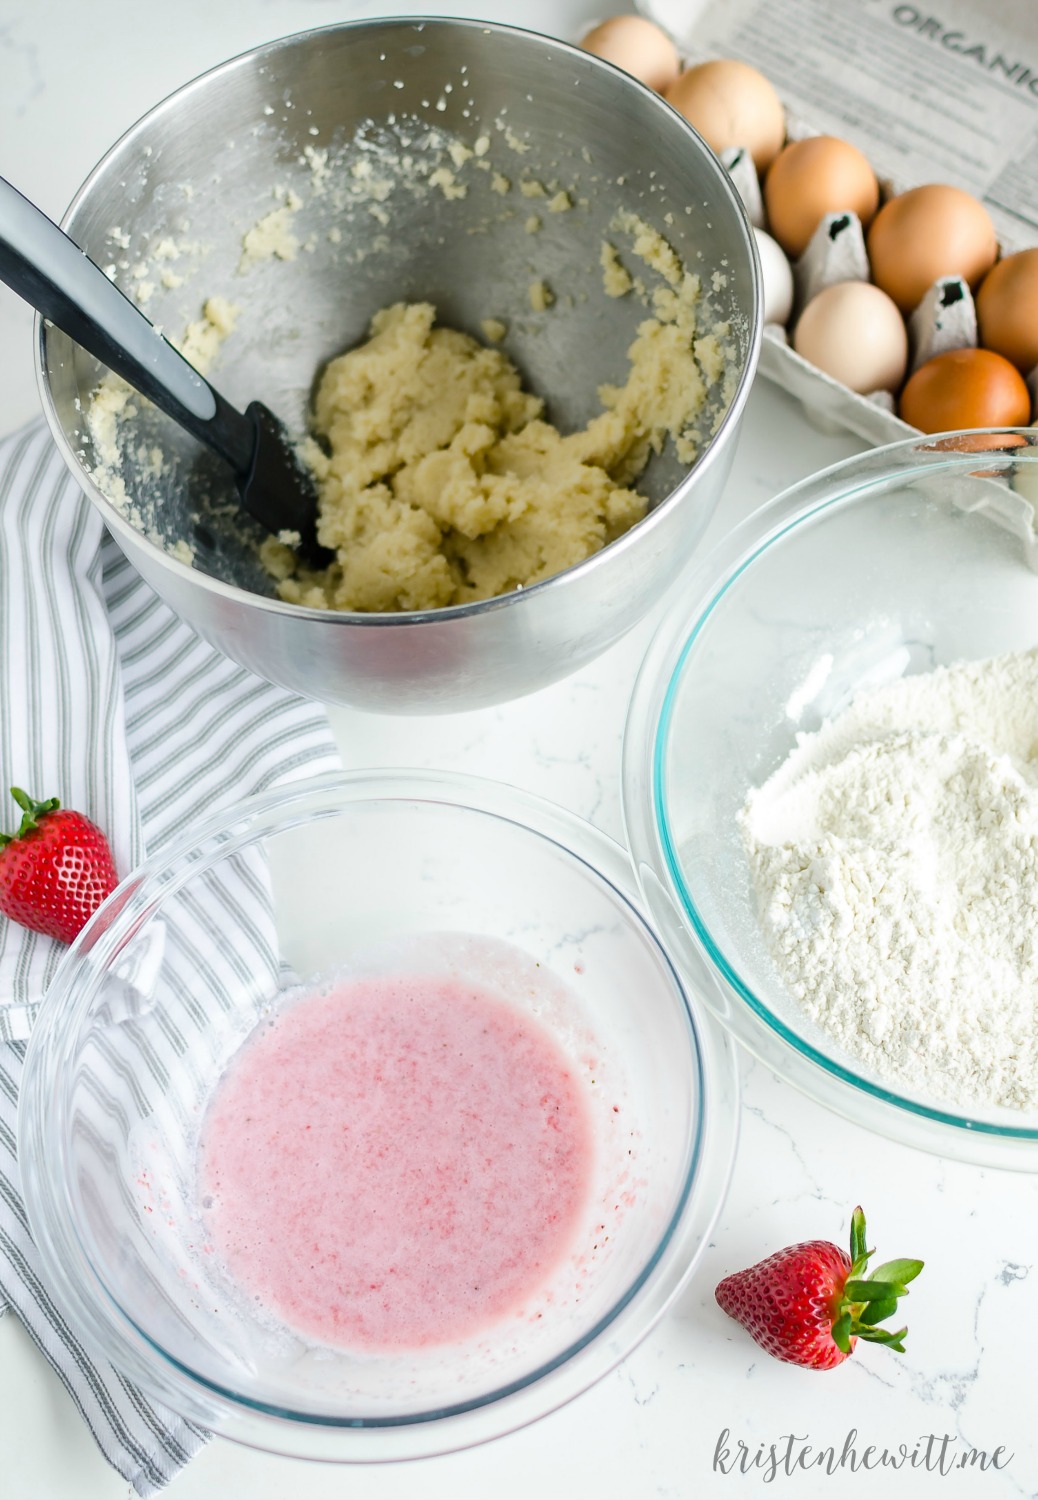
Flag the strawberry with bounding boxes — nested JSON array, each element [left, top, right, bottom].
[[0, 787, 118, 943], [715, 1206, 923, 1370]]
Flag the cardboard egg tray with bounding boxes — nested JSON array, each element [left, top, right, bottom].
[[637, 0, 1038, 443]]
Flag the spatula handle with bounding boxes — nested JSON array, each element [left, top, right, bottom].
[[0, 173, 254, 476]]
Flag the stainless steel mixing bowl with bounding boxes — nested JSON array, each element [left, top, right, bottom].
[[38, 17, 761, 713]]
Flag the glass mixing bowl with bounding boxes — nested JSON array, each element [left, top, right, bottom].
[[19, 770, 737, 1459], [623, 431, 1038, 1170]]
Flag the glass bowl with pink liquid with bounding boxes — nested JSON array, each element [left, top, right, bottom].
[[19, 770, 737, 1460]]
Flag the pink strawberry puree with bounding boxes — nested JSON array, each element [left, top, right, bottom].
[[197, 974, 595, 1350]]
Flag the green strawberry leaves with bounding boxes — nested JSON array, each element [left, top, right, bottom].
[[831, 1309, 854, 1354], [849, 1205, 868, 1264], [833, 1206, 923, 1353], [870, 1258, 926, 1288], [844, 1278, 918, 1300], [0, 787, 62, 846], [856, 1326, 908, 1352], [857, 1296, 899, 1326]]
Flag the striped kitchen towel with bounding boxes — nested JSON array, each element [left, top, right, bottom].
[[0, 420, 341, 1494]]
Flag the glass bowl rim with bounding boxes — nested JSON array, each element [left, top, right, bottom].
[[20, 767, 738, 1455], [633, 428, 1038, 1143]]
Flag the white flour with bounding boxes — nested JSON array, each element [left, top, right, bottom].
[[740, 648, 1038, 1111]]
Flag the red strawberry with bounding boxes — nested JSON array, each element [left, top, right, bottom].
[[0, 787, 118, 943], [715, 1206, 923, 1370]]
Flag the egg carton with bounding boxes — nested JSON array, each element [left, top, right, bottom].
[[637, 0, 1038, 445]]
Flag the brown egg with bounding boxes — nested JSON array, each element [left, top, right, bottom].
[[923, 432, 1029, 454], [977, 248, 1038, 374], [899, 348, 1031, 433], [763, 137, 879, 259], [921, 430, 1029, 478], [867, 185, 997, 315], [664, 59, 785, 171], [580, 16, 681, 93]]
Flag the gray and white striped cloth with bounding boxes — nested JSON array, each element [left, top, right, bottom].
[[0, 420, 341, 1494]]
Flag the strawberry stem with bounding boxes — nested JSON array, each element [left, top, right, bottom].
[[0, 787, 61, 846]]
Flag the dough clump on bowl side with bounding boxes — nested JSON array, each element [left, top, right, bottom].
[[265, 242, 718, 613]]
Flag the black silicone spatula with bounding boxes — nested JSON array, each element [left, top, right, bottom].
[[0, 174, 332, 568]]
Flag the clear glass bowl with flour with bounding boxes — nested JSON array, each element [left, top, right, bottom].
[[623, 430, 1038, 1169]]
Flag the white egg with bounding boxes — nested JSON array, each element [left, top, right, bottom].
[[753, 228, 793, 325], [794, 281, 908, 394]]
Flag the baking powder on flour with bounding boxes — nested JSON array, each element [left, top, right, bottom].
[[740, 648, 1038, 1111]]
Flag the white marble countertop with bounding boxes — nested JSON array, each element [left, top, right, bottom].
[[2, 3, 1037, 1498]]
